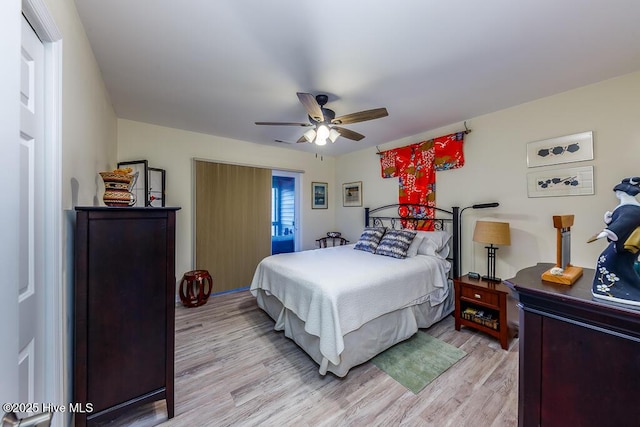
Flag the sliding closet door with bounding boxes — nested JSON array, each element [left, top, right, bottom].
[[195, 161, 272, 293]]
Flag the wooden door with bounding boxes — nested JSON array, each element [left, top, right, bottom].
[[194, 160, 272, 293]]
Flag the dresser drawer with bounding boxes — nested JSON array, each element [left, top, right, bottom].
[[460, 286, 499, 307]]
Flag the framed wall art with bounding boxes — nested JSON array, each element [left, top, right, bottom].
[[148, 167, 166, 207], [342, 181, 362, 207], [527, 165, 594, 198], [311, 182, 328, 209], [526, 131, 594, 168], [117, 159, 148, 207]]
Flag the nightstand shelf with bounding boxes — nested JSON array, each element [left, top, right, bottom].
[[454, 274, 512, 350]]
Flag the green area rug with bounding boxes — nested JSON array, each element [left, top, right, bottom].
[[371, 331, 467, 394]]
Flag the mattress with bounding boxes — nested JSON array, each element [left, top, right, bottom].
[[250, 244, 453, 375]]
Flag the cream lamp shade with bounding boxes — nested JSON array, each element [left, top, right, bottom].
[[473, 221, 511, 246]]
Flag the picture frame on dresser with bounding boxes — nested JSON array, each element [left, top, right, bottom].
[[148, 167, 166, 207], [117, 159, 148, 207]]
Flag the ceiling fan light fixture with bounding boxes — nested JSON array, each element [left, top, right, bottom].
[[316, 125, 330, 141], [303, 128, 316, 143], [328, 128, 340, 143], [255, 93, 388, 146], [313, 124, 330, 146]]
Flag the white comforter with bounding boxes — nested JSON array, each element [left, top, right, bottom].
[[250, 244, 450, 366]]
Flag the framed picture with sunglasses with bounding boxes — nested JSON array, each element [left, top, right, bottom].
[[526, 131, 594, 168]]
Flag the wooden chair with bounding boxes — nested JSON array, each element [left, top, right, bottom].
[[316, 236, 349, 248]]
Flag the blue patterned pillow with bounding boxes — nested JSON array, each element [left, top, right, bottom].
[[375, 229, 417, 259], [353, 227, 386, 253]]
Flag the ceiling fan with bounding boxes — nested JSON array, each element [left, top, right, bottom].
[[255, 93, 388, 146]]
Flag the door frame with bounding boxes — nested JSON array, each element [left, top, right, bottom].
[[272, 170, 301, 252], [21, 0, 64, 424]]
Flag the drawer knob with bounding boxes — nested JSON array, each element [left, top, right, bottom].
[[474, 293, 482, 299]]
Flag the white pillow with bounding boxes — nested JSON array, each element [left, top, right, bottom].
[[416, 230, 452, 258], [406, 235, 424, 258]]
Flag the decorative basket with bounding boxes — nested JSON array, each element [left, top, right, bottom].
[[99, 170, 138, 207]]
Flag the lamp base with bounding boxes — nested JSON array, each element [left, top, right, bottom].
[[541, 265, 583, 285], [482, 275, 502, 283]]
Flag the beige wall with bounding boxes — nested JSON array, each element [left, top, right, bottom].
[[44, 0, 117, 207], [336, 71, 640, 280], [117, 119, 336, 279], [117, 72, 640, 283], [40, 0, 117, 422]]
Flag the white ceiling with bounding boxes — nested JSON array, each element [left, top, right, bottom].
[[74, 0, 640, 156]]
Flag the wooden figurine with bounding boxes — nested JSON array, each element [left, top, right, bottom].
[[541, 215, 583, 285]]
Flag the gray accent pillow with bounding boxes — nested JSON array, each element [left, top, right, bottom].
[[353, 227, 386, 253], [375, 229, 417, 259]]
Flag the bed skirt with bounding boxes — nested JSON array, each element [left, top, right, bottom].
[[254, 281, 454, 377]]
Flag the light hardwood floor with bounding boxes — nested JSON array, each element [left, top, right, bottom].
[[97, 291, 519, 427]]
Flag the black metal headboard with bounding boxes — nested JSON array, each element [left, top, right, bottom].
[[364, 204, 460, 279]]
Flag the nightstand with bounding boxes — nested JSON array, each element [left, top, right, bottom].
[[454, 275, 512, 350]]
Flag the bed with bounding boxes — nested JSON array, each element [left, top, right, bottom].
[[250, 204, 460, 377]]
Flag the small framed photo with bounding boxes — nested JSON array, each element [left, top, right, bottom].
[[526, 131, 594, 168], [312, 182, 328, 209], [342, 181, 362, 207], [117, 160, 148, 207], [148, 168, 166, 207]]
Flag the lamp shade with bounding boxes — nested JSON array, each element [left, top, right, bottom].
[[473, 221, 511, 246], [328, 128, 340, 143], [303, 128, 316, 143]]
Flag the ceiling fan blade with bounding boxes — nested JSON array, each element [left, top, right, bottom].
[[255, 121, 312, 126], [332, 108, 388, 125], [333, 126, 365, 141], [296, 92, 324, 122]]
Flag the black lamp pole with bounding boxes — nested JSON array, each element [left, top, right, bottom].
[[457, 202, 499, 278]]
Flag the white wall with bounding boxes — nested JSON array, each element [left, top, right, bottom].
[[336, 71, 640, 280], [117, 119, 336, 279]]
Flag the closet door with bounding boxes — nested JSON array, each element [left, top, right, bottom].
[[195, 161, 271, 292]]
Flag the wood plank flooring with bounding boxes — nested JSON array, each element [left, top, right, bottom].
[[96, 291, 519, 427]]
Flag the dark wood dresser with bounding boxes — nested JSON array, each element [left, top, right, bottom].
[[505, 263, 640, 427], [74, 207, 180, 426]]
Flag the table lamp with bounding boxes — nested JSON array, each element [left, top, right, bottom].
[[473, 221, 511, 282]]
